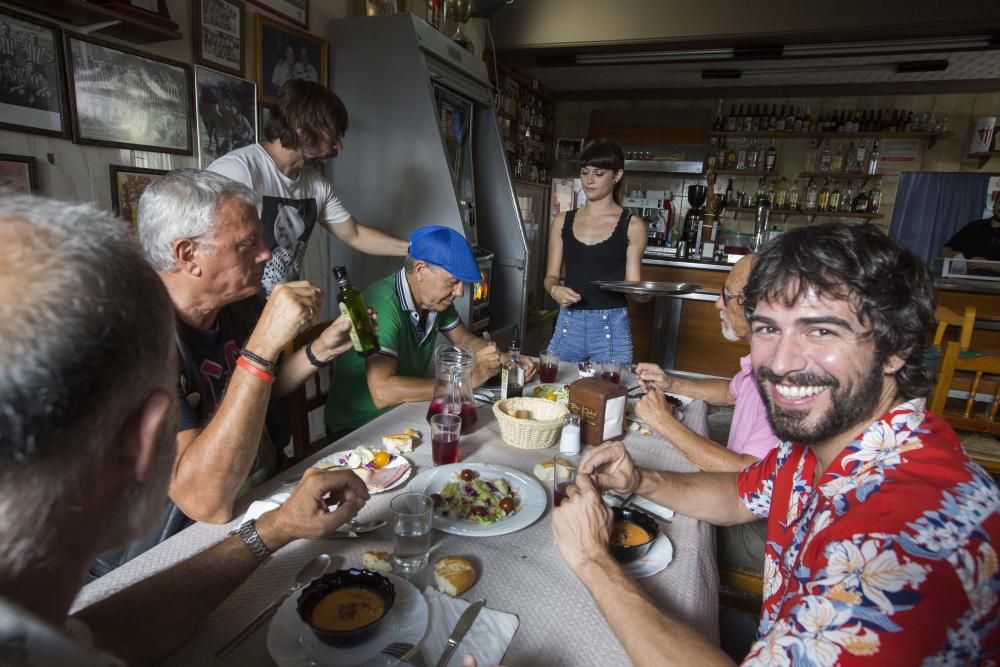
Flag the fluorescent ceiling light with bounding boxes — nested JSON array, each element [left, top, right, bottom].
[[575, 48, 732, 65], [783, 36, 991, 56]]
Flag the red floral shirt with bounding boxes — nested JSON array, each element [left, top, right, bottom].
[[737, 399, 1000, 665]]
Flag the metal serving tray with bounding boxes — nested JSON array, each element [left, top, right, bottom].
[[592, 281, 701, 296]]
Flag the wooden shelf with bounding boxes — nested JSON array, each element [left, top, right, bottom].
[[798, 171, 877, 180], [711, 130, 952, 149], [967, 151, 1000, 169], [713, 169, 776, 177], [8, 0, 181, 43], [726, 206, 883, 221]]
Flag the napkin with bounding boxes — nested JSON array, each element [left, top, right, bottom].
[[241, 491, 291, 525], [630, 495, 675, 521], [418, 588, 519, 667]]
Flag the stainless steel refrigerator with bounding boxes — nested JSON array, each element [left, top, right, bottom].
[[326, 13, 527, 340]]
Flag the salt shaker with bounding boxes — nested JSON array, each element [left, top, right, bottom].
[[559, 413, 581, 455]]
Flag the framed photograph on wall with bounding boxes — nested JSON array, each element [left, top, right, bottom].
[[556, 137, 584, 162], [64, 32, 194, 154], [247, 0, 308, 29], [361, 0, 399, 15], [255, 14, 326, 105], [195, 65, 257, 167], [193, 0, 245, 77], [109, 164, 167, 232], [0, 153, 38, 194], [0, 7, 70, 138]]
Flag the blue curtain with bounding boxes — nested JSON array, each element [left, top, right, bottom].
[[890, 172, 991, 265]]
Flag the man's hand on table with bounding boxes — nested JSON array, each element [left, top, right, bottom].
[[472, 342, 501, 386], [635, 390, 679, 435], [552, 473, 614, 573], [256, 468, 370, 551], [246, 281, 323, 359], [635, 362, 673, 392], [579, 441, 644, 496]]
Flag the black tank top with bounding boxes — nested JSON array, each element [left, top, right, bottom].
[[562, 208, 630, 310]]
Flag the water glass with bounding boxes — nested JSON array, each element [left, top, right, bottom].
[[390, 492, 433, 572], [430, 413, 462, 465], [601, 361, 623, 385], [553, 453, 580, 507], [539, 349, 560, 383]]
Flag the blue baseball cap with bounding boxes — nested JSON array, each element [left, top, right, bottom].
[[408, 225, 480, 283]]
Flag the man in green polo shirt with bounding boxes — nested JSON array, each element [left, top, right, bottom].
[[325, 225, 514, 435]]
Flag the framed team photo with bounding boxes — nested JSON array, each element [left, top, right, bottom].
[[64, 32, 194, 154], [247, 0, 308, 30], [0, 7, 70, 138], [109, 164, 167, 232], [193, 0, 245, 77], [255, 13, 326, 105], [0, 153, 38, 194], [195, 65, 257, 167]]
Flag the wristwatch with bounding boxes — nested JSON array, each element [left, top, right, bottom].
[[233, 519, 272, 564], [305, 342, 329, 368]]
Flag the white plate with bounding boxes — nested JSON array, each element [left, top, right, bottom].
[[267, 572, 428, 667], [312, 450, 412, 494], [408, 463, 546, 537], [622, 534, 674, 579]]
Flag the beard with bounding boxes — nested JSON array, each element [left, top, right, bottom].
[[720, 311, 741, 342], [755, 358, 886, 446]]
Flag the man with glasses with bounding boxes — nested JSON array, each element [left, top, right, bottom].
[[634, 254, 775, 575], [209, 79, 408, 296]]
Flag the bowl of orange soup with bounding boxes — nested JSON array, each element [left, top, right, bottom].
[[609, 506, 659, 562], [297, 568, 396, 647]]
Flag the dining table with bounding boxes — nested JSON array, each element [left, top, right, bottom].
[[73, 362, 720, 666]]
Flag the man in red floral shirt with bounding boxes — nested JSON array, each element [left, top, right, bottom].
[[552, 222, 1000, 665]]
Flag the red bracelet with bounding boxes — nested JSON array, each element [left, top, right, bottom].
[[236, 355, 276, 384]]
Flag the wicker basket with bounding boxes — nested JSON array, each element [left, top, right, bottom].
[[492, 397, 569, 449]]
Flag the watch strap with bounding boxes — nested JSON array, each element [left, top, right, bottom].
[[235, 519, 272, 564], [305, 342, 329, 368]]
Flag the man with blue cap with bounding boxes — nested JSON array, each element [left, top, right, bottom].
[[325, 226, 528, 435]]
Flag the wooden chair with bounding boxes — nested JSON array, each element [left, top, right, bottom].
[[718, 566, 763, 615], [924, 305, 977, 368], [286, 320, 334, 460], [930, 341, 1000, 478]]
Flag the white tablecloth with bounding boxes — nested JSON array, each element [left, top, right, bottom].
[[74, 364, 719, 666]]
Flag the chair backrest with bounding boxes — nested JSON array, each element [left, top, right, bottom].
[[933, 305, 977, 351], [930, 340, 1000, 434], [287, 320, 334, 460]]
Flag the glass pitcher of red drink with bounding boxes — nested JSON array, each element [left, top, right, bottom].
[[426, 344, 478, 433]]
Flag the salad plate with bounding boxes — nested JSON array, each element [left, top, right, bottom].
[[407, 463, 546, 537]]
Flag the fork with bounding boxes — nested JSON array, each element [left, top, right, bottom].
[[382, 641, 426, 667]]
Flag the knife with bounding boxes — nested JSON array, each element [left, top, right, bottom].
[[435, 599, 486, 667]]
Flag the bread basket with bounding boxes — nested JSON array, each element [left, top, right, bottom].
[[492, 397, 569, 449]]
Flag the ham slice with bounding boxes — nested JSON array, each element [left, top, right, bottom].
[[351, 463, 409, 491]]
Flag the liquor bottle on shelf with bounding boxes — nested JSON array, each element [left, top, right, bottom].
[[805, 139, 819, 171], [828, 182, 842, 212], [853, 187, 869, 213], [786, 105, 796, 132], [713, 100, 724, 131], [904, 111, 914, 132], [805, 179, 819, 210], [764, 139, 778, 172], [767, 104, 777, 131], [725, 178, 734, 207], [788, 178, 801, 210], [736, 137, 748, 170], [868, 179, 882, 213], [725, 141, 738, 169], [839, 182, 853, 212], [818, 140, 833, 172], [706, 137, 719, 171], [752, 104, 763, 131], [852, 111, 862, 132], [866, 140, 880, 175], [743, 106, 753, 132], [725, 104, 737, 132], [831, 143, 845, 172], [817, 180, 831, 211], [773, 177, 788, 209], [754, 178, 767, 205], [853, 139, 868, 173], [747, 137, 761, 170], [776, 105, 787, 131], [793, 108, 804, 132], [333, 265, 380, 357]]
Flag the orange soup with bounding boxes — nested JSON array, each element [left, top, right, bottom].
[[311, 587, 386, 632], [610, 521, 651, 547]]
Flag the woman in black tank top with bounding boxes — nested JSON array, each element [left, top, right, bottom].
[[542, 139, 647, 364]]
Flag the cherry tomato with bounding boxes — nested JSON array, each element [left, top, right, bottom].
[[471, 506, 488, 516], [460, 469, 477, 481], [498, 497, 515, 512]]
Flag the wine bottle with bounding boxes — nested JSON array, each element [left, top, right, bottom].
[[332, 265, 380, 356], [500, 326, 524, 399]]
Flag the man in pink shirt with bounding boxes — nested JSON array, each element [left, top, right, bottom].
[[635, 253, 775, 572]]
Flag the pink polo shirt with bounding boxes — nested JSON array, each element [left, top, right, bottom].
[[726, 354, 779, 460]]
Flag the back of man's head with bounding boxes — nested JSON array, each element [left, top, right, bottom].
[[263, 79, 348, 152], [0, 196, 175, 572], [743, 222, 935, 400], [138, 168, 259, 271]]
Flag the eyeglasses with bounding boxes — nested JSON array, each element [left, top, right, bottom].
[[721, 289, 741, 307]]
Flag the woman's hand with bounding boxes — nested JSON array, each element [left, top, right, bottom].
[[551, 285, 582, 307]]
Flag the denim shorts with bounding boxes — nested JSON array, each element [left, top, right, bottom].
[[547, 307, 633, 364]]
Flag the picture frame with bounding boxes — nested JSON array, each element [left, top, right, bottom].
[[247, 0, 308, 30], [64, 32, 194, 155], [255, 14, 327, 105], [193, 0, 245, 77], [0, 7, 70, 138], [0, 153, 38, 194], [361, 0, 399, 16], [556, 137, 584, 162], [195, 65, 257, 167], [109, 164, 167, 232]]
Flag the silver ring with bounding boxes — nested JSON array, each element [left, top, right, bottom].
[[307, 307, 315, 320]]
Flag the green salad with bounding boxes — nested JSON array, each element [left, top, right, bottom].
[[433, 470, 519, 525]]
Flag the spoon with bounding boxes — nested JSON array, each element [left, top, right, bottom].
[[215, 553, 331, 658]]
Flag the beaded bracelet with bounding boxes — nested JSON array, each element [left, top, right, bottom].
[[239, 348, 278, 374]]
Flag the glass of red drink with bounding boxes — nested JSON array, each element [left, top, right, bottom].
[[553, 453, 581, 507], [601, 361, 622, 385], [430, 413, 462, 466], [539, 349, 559, 383]]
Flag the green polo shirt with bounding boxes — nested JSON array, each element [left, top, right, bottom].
[[325, 269, 461, 433]]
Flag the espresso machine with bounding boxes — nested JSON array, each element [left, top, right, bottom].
[[623, 190, 673, 248], [678, 185, 707, 259]]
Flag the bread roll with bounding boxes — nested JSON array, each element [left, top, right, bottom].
[[533, 459, 555, 482], [434, 556, 476, 596], [363, 550, 393, 574], [382, 434, 413, 453]]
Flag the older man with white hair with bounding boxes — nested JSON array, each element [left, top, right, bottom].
[[91, 169, 359, 577], [0, 195, 369, 665]]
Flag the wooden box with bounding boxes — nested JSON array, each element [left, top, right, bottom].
[[568, 377, 628, 445]]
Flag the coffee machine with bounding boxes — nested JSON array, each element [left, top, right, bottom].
[[678, 185, 707, 259], [624, 190, 673, 247]]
